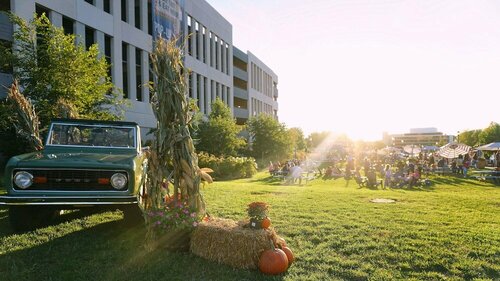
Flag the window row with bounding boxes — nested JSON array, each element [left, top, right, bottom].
[[187, 15, 230, 76], [188, 71, 231, 114], [251, 98, 274, 117], [250, 62, 274, 98], [35, 4, 148, 103], [83, 0, 153, 35]]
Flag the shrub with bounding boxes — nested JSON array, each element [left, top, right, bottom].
[[198, 152, 257, 180]]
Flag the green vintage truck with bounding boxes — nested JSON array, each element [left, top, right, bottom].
[[0, 119, 148, 231]]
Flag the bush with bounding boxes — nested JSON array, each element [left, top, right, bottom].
[[198, 152, 257, 180]]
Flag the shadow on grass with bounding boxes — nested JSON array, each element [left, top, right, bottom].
[[0, 207, 112, 238], [248, 176, 285, 186], [0, 212, 283, 281]]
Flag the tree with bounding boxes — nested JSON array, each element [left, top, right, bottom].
[[0, 13, 124, 130], [195, 98, 245, 156], [459, 129, 482, 147], [479, 122, 500, 144], [288, 127, 307, 152], [247, 114, 292, 161]]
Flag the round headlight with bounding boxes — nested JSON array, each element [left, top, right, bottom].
[[14, 171, 33, 189], [110, 173, 127, 189]]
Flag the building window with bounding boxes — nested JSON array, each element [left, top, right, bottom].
[[85, 0, 95, 5], [136, 48, 143, 101], [104, 0, 111, 13], [0, 0, 10, 11], [219, 40, 224, 72], [148, 56, 153, 102], [210, 80, 215, 102], [187, 16, 192, 56], [104, 35, 112, 79], [234, 97, 247, 109], [85, 26, 95, 50], [122, 42, 129, 99], [62, 16, 74, 35], [203, 77, 208, 112], [195, 21, 199, 60], [202, 27, 206, 64], [214, 36, 218, 70], [233, 77, 247, 90], [196, 74, 201, 108], [134, 0, 141, 29], [147, 0, 152, 35], [188, 72, 193, 99], [225, 43, 229, 75], [121, 0, 127, 22], [35, 4, 50, 18], [209, 32, 213, 67]]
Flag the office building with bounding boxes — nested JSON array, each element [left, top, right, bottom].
[[0, 0, 278, 137]]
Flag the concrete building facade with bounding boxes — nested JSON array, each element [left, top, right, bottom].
[[232, 46, 278, 125], [0, 0, 277, 137]]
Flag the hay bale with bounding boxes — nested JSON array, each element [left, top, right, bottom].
[[190, 217, 280, 269]]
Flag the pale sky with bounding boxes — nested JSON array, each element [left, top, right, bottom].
[[206, 0, 500, 141]]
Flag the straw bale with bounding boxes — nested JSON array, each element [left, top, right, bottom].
[[190, 217, 281, 269]]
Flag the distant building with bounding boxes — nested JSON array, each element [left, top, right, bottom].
[[384, 128, 453, 147], [232, 46, 278, 125]]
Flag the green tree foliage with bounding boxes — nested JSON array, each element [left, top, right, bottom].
[[0, 13, 123, 130], [247, 114, 292, 160], [458, 129, 482, 146], [288, 127, 307, 151], [195, 98, 245, 156], [479, 122, 500, 144]]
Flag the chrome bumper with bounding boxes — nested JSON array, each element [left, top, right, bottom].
[[0, 195, 138, 206]]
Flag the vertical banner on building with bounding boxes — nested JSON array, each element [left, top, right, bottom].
[[153, 0, 185, 41]]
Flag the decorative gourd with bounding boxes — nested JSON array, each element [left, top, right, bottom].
[[281, 246, 294, 266], [261, 217, 271, 229], [259, 240, 289, 275]]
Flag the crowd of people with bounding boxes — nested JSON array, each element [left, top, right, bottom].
[[267, 149, 500, 188]]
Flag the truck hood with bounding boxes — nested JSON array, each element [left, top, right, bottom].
[[12, 151, 138, 169]]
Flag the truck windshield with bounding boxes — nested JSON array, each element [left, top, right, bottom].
[[47, 123, 136, 148]]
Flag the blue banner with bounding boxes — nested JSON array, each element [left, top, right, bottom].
[[152, 0, 185, 41]]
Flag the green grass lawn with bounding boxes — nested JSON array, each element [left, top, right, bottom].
[[0, 173, 499, 281]]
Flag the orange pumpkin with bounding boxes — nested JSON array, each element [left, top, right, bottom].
[[281, 246, 294, 266], [261, 217, 271, 229], [259, 247, 289, 275]]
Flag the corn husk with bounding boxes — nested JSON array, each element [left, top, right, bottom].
[[147, 37, 205, 214], [7, 80, 43, 151]]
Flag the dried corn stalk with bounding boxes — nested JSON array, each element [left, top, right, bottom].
[[7, 80, 43, 151], [148, 37, 205, 215]]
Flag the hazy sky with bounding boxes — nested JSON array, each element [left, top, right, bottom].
[[206, 0, 500, 140]]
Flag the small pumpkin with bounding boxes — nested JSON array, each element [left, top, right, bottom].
[[261, 217, 271, 229], [281, 246, 294, 266]]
